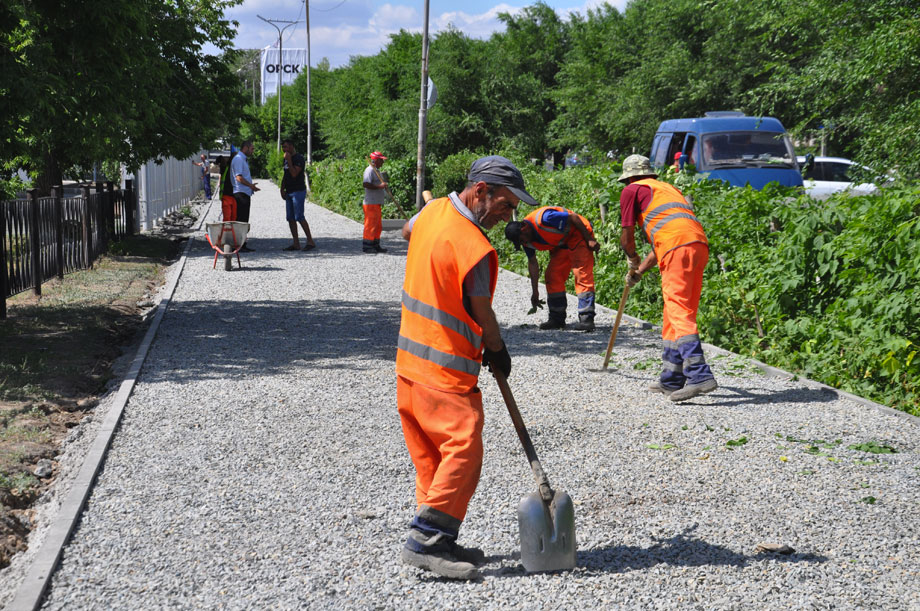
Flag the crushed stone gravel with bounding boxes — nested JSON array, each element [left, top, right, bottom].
[[7, 185, 918, 610]]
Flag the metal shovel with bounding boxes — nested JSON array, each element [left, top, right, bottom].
[[492, 370, 576, 572]]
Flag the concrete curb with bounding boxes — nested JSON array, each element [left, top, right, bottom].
[[4, 198, 214, 611]]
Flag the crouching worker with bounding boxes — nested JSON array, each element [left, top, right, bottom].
[[618, 154, 717, 402], [504, 207, 600, 331], [396, 155, 539, 580]]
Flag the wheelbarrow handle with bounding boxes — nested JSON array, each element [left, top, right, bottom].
[[492, 370, 555, 503]]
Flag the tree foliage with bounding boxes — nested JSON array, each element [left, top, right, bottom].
[[2, 0, 246, 193], [255, 0, 919, 180]]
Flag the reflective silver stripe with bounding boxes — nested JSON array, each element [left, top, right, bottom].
[[402, 290, 481, 349], [662, 360, 682, 372], [641, 202, 694, 233], [662, 339, 678, 349], [648, 213, 702, 244], [684, 355, 706, 366], [677, 334, 700, 346], [398, 335, 481, 376]]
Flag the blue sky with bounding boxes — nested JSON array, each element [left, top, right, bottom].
[[224, 0, 627, 67]]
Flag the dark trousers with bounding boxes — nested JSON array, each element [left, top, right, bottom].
[[234, 192, 252, 223]]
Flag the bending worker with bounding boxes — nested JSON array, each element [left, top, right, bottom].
[[504, 207, 600, 331], [618, 154, 718, 402], [396, 155, 539, 580]]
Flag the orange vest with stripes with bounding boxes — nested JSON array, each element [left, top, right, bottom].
[[523, 206, 592, 250], [396, 196, 498, 393], [635, 179, 707, 258]]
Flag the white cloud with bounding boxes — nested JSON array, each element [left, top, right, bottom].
[[370, 3, 420, 30], [432, 4, 519, 39]]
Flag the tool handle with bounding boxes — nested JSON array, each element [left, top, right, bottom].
[[602, 282, 631, 369], [368, 157, 411, 219], [492, 370, 554, 502]]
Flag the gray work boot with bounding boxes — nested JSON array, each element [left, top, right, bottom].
[[649, 381, 677, 396], [449, 541, 486, 566], [573, 313, 595, 332], [669, 378, 718, 402], [401, 532, 481, 580], [539, 317, 566, 330]]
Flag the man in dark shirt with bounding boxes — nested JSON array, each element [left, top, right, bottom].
[[280, 139, 316, 251]]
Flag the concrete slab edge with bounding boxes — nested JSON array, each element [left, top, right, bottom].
[[4, 199, 214, 611]]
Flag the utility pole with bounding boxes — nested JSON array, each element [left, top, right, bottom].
[[415, 0, 430, 210], [258, 15, 301, 152], [304, 0, 312, 164]]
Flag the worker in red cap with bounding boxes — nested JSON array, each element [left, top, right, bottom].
[[362, 151, 389, 253]]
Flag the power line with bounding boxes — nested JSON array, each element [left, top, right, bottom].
[[313, 0, 347, 12], [284, 1, 305, 45]]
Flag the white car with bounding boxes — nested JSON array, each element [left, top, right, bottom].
[[797, 156, 879, 199]]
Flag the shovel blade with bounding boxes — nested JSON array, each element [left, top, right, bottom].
[[517, 489, 576, 573]]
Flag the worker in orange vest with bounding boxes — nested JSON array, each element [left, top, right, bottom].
[[618, 154, 718, 402], [504, 207, 601, 331], [396, 155, 539, 580]]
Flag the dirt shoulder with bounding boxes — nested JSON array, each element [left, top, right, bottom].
[[0, 209, 196, 569]]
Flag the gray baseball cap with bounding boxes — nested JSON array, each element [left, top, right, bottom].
[[468, 155, 539, 207]]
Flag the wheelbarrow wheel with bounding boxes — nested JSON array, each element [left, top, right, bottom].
[[223, 243, 232, 271]]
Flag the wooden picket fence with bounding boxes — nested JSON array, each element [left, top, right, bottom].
[[0, 181, 136, 319]]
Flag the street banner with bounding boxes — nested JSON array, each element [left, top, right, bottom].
[[260, 47, 307, 104]]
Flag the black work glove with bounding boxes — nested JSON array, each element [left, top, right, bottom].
[[482, 343, 511, 378]]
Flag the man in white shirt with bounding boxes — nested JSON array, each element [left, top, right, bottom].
[[231, 141, 260, 251]]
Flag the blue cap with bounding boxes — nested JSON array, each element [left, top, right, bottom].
[[468, 155, 539, 207]]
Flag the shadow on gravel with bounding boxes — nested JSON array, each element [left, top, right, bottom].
[[472, 528, 828, 578], [143, 298, 403, 382], [705, 385, 840, 407], [576, 533, 827, 574]]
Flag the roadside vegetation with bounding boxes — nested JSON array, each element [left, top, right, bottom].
[[309, 157, 919, 416], [0, 234, 181, 568], [247, 0, 918, 416]]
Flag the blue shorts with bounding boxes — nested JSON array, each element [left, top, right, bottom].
[[285, 190, 307, 222]]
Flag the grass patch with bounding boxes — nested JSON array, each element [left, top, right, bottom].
[[847, 441, 897, 454], [0, 231, 181, 567]]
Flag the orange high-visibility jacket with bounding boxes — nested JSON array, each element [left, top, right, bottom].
[[396, 196, 498, 393], [635, 179, 707, 258], [523, 206, 592, 251]]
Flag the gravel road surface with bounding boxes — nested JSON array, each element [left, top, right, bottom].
[[23, 185, 920, 609]]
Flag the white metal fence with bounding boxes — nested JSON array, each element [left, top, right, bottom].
[[134, 154, 203, 231]]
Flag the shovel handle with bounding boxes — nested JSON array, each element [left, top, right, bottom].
[[602, 282, 631, 370], [368, 157, 411, 219], [492, 370, 554, 502]]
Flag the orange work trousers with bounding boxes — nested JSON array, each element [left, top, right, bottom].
[[545, 240, 595, 295], [397, 375, 484, 522], [659, 242, 708, 342], [363, 204, 382, 241], [221, 195, 237, 222]]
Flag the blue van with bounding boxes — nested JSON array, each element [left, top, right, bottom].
[[650, 112, 803, 190]]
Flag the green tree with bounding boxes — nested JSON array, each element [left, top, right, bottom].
[[4, 0, 245, 194]]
